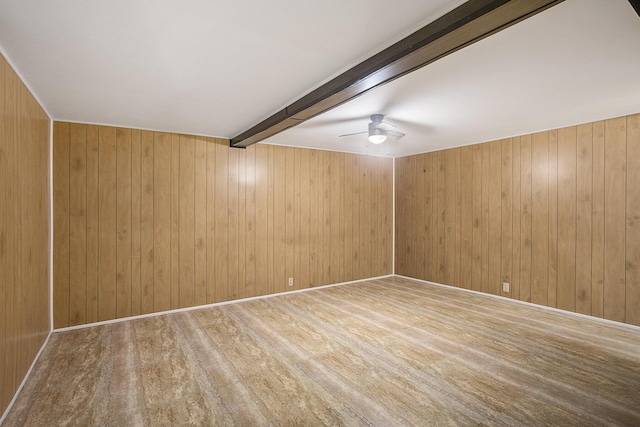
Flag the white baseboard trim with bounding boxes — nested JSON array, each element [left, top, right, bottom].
[[54, 274, 394, 333], [0, 330, 53, 425], [394, 274, 640, 332]]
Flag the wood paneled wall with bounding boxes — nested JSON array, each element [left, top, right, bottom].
[[0, 56, 51, 416], [53, 122, 393, 328], [396, 113, 640, 326]]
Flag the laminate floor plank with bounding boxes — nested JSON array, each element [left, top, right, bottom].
[[5, 277, 640, 426]]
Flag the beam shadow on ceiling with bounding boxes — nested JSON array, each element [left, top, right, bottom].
[[230, 0, 564, 149]]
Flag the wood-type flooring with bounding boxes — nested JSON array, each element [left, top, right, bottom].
[[4, 277, 640, 426]]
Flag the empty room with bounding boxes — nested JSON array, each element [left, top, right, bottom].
[[1, 0, 640, 425]]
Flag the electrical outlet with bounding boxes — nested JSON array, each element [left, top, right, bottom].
[[288, 277, 294, 287], [502, 282, 510, 293]]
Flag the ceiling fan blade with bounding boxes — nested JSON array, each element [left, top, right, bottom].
[[339, 131, 368, 138], [377, 121, 397, 130], [386, 130, 406, 139]]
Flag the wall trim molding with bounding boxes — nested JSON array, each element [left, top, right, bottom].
[[392, 157, 396, 275], [54, 275, 394, 333], [49, 120, 54, 332], [394, 274, 640, 332], [0, 331, 53, 425]]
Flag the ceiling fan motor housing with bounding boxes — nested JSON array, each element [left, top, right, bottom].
[[370, 114, 385, 124]]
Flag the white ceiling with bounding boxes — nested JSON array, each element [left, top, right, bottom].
[[1, 0, 640, 158], [265, 0, 640, 157], [0, 0, 465, 136]]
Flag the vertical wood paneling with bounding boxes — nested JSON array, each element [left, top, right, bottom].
[[414, 155, 421, 280], [267, 145, 275, 294], [154, 133, 171, 312], [214, 141, 229, 302], [626, 113, 640, 326], [339, 153, 350, 282], [317, 152, 327, 285], [407, 155, 417, 279], [548, 130, 558, 308], [293, 149, 302, 289], [52, 111, 640, 336], [227, 144, 239, 299], [403, 157, 412, 279], [401, 156, 412, 278], [140, 131, 154, 314], [531, 132, 548, 306], [383, 158, 393, 275], [395, 112, 640, 326], [354, 153, 362, 281], [273, 147, 286, 293], [520, 135, 532, 303], [326, 151, 336, 283], [170, 134, 180, 308], [512, 137, 522, 300], [237, 150, 246, 299], [1, 56, 50, 415], [309, 150, 320, 285], [603, 117, 626, 322], [481, 144, 490, 294], [331, 152, 341, 284], [420, 155, 432, 280], [206, 140, 217, 302], [557, 126, 577, 312], [444, 149, 457, 286], [98, 126, 117, 321], [461, 147, 473, 290], [592, 121, 605, 318], [488, 141, 502, 296], [16, 81, 26, 377], [255, 144, 268, 296], [179, 135, 195, 307], [194, 136, 208, 305], [53, 122, 70, 327], [4, 64, 19, 399], [430, 154, 439, 279], [437, 152, 446, 284], [0, 58, 6, 406], [300, 149, 311, 288], [471, 146, 482, 292], [576, 124, 593, 315], [335, 150, 342, 282], [370, 157, 380, 277], [244, 146, 256, 296], [116, 128, 132, 319], [130, 130, 141, 316], [54, 125, 393, 327], [285, 147, 296, 286], [414, 156, 424, 279], [395, 156, 406, 274], [454, 151, 462, 288], [501, 139, 512, 297], [85, 126, 99, 323], [69, 124, 87, 325]]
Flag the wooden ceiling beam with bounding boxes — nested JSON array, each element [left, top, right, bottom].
[[629, 0, 640, 17], [230, 0, 564, 149]]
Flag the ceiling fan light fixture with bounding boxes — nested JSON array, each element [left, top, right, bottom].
[[368, 128, 387, 144]]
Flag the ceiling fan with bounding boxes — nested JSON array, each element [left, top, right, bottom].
[[339, 114, 406, 144]]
